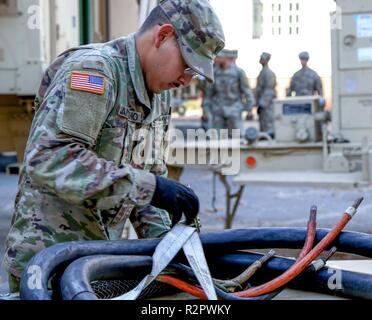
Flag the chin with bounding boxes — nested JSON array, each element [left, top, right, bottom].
[[147, 83, 162, 94]]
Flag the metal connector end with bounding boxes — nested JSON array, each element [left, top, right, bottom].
[[352, 197, 364, 210], [258, 249, 276, 266], [310, 205, 317, 221], [311, 259, 325, 271], [344, 197, 363, 217], [345, 206, 357, 217], [323, 247, 337, 262]]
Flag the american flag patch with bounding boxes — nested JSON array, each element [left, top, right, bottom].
[[70, 72, 105, 95]]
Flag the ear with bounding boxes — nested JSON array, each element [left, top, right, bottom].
[[154, 24, 176, 48]]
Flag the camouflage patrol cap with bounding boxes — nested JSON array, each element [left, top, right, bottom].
[[217, 49, 228, 58], [299, 51, 310, 60], [218, 49, 237, 59], [159, 0, 225, 82], [227, 50, 238, 59], [260, 52, 271, 61]]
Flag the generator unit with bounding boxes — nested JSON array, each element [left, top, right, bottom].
[[233, 0, 372, 187], [273, 96, 326, 143]]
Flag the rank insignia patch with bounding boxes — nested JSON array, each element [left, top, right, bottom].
[[70, 72, 105, 95]]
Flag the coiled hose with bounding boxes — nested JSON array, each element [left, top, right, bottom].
[[20, 227, 372, 300]]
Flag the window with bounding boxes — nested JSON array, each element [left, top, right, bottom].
[[253, 0, 263, 39], [0, 0, 17, 16]]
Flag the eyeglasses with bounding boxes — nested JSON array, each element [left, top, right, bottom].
[[184, 67, 199, 78]]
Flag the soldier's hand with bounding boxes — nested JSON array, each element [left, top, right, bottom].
[[151, 176, 200, 225], [202, 114, 209, 121]]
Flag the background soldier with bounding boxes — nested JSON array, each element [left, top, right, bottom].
[[255, 52, 277, 138], [3, 0, 225, 292], [198, 55, 223, 130], [210, 49, 255, 137], [287, 51, 324, 97]]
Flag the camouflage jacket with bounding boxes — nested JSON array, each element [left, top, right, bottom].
[[197, 76, 214, 115], [210, 64, 255, 112], [4, 34, 171, 277], [288, 66, 323, 96], [255, 65, 277, 108]]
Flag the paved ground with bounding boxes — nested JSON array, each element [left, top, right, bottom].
[[1, 168, 372, 295]]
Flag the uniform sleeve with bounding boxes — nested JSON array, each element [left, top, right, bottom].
[[25, 56, 156, 210], [239, 68, 255, 111], [287, 74, 296, 96], [201, 82, 213, 114], [255, 72, 265, 102], [314, 73, 323, 96]]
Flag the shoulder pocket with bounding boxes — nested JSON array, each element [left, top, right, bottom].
[[57, 71, 113, 146]]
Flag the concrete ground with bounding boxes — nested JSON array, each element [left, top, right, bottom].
[[1, 168, 372, 297]]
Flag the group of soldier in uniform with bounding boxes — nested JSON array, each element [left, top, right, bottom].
[[199, 50, 324, 139]]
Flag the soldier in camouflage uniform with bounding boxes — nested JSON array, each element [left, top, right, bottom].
[[209, 50, 255, 137], [255, 52, 277, 138], [3, 0, 225, 292], [287, 51, 323, 97], [198, 75, 213, 130], [197, 56, 223, 130]]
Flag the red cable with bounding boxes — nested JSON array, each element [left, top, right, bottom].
[[233, 211, 354, 298], [157, 274, 207, 300]]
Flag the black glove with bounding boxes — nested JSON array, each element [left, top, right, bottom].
[[150, 176, 200, 225], [257, 106, 262, 115]]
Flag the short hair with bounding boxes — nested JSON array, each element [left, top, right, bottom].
[[138, 5, 171, 34]]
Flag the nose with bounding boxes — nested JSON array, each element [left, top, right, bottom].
[[178, 74, 193, 86]]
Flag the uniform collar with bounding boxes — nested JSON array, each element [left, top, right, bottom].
[[125, 33, 151, 109]]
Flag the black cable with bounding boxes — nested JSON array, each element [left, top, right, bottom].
[[20, 228, 372, 300]]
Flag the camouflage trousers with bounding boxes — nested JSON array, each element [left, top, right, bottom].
[[258, 104, 274, 136], [7, 206, 200, 293], [212, 113, 242, 138], [201, 110, 213, 131]]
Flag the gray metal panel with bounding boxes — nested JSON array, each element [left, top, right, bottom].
[[239, 145, 323, 173], [331, 23, 342, 136], [339, 14, 372, 70], [234, 171, 367, 187], [273, 96, 322, 143], [340, 69, 372, 95], [340, 95, 372, 129], [336, 0, 372, 14]]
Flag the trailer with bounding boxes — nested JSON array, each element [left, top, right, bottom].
[[0, 0, 155, 170]]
